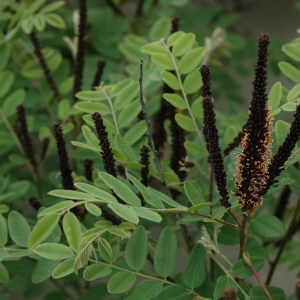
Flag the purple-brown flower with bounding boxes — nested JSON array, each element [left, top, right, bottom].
[[233, 33, 272, 215], [53, 123, 74, 190]]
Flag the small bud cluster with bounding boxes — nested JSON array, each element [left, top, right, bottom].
[[28, 196, 41, 211], [73, 0, 87, 101], [16, 105, 37, 170], [29, 31, 62, 101], [91, 112, 117, 178], [53, 124, 74, 190], [200, 66, 231, 209], [91, 59, 106, 89], [84, 159, 93, 182], [139, 145, 150, 187], [100, 205, 122, 225], [40, 137, 50, 162], [169, 103, 186, 181]]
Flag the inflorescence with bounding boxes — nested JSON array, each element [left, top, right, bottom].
[[233, 33, 273, 215], [91, 112, 117, 178], [200, 65, 231, 209], [53, 123, 74, 190], [200, 33, 300, 216], [139, 145, 150, 187], [15, 105, 37, 171]]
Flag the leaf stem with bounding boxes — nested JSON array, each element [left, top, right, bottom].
[[247, 257, 272, 300], [88, 259, 205, 298], [99, 85, 119, 134], [161, 41, 207, 160], [207, 251, 250, 299]]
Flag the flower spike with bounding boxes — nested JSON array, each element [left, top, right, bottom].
[[53, 123, 74, 190], [200, 65, 230, 208], [233, 33, 272, 215]]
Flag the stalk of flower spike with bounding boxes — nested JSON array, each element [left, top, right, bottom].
[[169, 103, 186, 181], [233, 33, 272, 215], [16, 105, 37, 170], [135, 0, 145, 18], [153, 16, 180, 153], [29, 31, 62, 102], [91, 112, 117, 178], [84, 159, 93, 181], [40, 137, 49, 162], [200, 65, 231, 208], [28, 196, 41, 211], [53, 124, 74, 190], [139, 145, 150, 187], [91, 59, 106, 89], [73, 0, 87, 102]]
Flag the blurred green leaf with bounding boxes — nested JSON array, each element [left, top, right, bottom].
[[63, 212, 82, 253], [175, 113, 195, 132], [268, 82, 282, 110], [172, 33, 195, 57], [161, 70, 180, 90], [154, 227, 177, 278], [251, 215, 285, 238], [125, 226, 148, 271], [178, 47, 206, 74], [52, 258, 76, 279], [28, 214, 60, 248], [34, 243, 74, 260], [278, 62, 300, 83], [108, 272, 136, 294], [83, 264, 112, 281], [163, 93, 186, 109], [8, 211, 31, 248], [182, 244, 206, 288]]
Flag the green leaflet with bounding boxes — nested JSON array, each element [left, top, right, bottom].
[[124, 280, 163, 300], [63, 212, 82, 253], [74, 182, 117, 203], [0, 263, 9, 284], [28, 214, 60, 249], [172, 33, 196, 57], [52, 258, 76, 279], [178, 47, 206, 74], [107, 272, 136, 294], [154, 227, 177, 278], [108, 203, 139, 224], [83, 264, 112, 281], [268, 82, 282, 110], [99, 172, 141, 206], [33, 243, 74, 260], [250, 215, 286, 238], [156, 285, 190, 300], [0, 214, 8, 247], [125, 226, 148, 271], [8, 211, 31, 248], [32, 257, 61, 283], [182, 244, 206, 289]]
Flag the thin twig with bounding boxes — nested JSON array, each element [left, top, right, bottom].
[[247, 257, 272, 300], [266, 196, 300, 285], [139, 60, 170, 197]]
